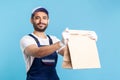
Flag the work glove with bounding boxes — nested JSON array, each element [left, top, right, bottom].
[[58, 28, 70, 52], [62, 28, 70, 45]]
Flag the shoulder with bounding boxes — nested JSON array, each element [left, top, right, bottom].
[[20, 34, 36, 52], [20, 35, 35, 43]]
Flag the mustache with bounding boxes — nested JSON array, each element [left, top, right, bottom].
[[37, 22, 46, 25]]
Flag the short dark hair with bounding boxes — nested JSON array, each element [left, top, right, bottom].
[[31, 7, 49, 18]]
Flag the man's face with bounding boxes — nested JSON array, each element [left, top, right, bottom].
[[31, 12, 49, 32]]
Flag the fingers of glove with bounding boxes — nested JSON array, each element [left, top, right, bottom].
[[62, 28, 70, 40], [62, 32, 70, 40]]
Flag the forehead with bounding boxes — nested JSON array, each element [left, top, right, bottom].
[[34, 11, 48, 17]]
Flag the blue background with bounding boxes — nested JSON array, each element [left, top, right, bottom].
[[0, 0, 120, 80]]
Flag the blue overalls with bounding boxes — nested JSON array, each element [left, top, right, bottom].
[[27, 34, 59, 80]]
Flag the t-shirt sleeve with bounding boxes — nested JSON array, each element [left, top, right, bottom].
[[20, 35, 36, 52]]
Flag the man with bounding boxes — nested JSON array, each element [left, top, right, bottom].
[[20, 7, 97, 80], [20, 7, 65, 80]]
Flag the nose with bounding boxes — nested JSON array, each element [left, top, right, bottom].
[[39, 18, 42, 22], [39, 17, 45, 23]]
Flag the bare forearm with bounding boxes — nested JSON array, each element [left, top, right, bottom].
[[25, 41, 62, 58], [36, 42, 61, 57]]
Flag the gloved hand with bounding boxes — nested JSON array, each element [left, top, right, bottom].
[[58, 28, 70, 52], [62, 28, 70, 45]]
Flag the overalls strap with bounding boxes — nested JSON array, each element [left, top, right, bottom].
[[47, 35, 53, 45], [27, 34, 59, 80], [28, 34, 40, 47]]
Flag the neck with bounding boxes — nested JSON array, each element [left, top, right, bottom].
[[33, 31, 47, 39]]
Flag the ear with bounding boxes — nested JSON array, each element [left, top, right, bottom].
[[48, 19, 50, 24], [30, 19, 33, 24]]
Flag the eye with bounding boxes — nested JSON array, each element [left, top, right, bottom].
[[36, 16, 40, 19], [35, 16, 40, 19], [43, 16, 48, 20]]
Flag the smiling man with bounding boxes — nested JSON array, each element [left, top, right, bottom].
[[20, 7, 65, 80]]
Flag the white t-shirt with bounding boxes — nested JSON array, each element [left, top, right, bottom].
[[20, 33, 60, 72]]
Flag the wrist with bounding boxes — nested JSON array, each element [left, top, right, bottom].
[[58, 41, 65, 51]]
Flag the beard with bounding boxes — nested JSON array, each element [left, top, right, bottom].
[[33, 22, 48, 32]]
